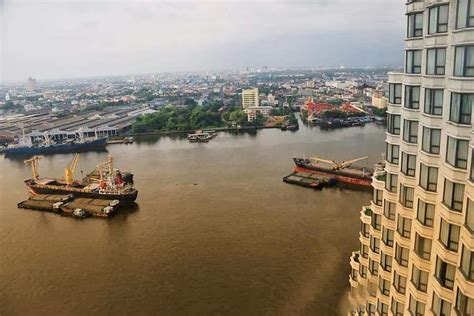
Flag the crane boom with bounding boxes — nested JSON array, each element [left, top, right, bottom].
[[24, 156, 42, 180], [341, 156, 368, 168], [64, 153, 80, 185]]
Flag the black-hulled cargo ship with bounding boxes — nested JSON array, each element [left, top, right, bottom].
[[293, 156, 373, 188]]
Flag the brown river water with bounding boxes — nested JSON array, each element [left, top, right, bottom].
[[0, 121, 385, 315]]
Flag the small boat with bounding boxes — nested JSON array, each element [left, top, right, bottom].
[[187, 131, 215, 143], [72, 208, 90, 219]]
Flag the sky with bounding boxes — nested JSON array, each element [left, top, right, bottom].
[[0, 0, 406, 82]]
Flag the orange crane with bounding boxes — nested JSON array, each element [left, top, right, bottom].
[[310, 156, 369, 170]]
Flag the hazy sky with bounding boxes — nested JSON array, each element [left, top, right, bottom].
[[0, 0, 405, 82]]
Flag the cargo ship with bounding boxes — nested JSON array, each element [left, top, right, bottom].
[[24, 154, 138, 202], [293, 156, 373, 187], [4, 131, 107, 156]]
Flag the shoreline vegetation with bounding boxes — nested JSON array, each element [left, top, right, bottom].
[[131, 101, 298, 135]]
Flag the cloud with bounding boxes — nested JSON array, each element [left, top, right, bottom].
[[0, 0, 405, 82]]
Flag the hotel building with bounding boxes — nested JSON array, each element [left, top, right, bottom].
[[348, 0, 474, 315]]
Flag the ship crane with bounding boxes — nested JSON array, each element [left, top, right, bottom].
[[24, 156, 42, 180], [64, 153, 80, 185], [310, 156, 368, 170], [96, 155, 114, 182]]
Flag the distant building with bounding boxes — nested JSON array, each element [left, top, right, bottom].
[[306, 80, 315, 88], [241, 88, 259, 109], [26, 77, 37, 92], [371, 90, 388, 109], [244, 105, 272, 121], [267, 94, 276, 106]]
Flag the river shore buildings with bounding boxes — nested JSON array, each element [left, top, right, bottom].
[[241, 88, 259, 109], [348, 1, 474, 315]]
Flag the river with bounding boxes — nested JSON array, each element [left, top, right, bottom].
[[0, 122, 385, 315]]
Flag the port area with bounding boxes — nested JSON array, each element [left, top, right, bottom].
[[17, 194, 121, 219], [282, 171, 336, 190]]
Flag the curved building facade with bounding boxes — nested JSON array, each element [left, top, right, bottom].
[[348, 1, 474, 315]]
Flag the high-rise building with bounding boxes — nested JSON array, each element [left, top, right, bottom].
[[241, 88, 259, 109], [26, 77, 37, 92], [348, 1, 474, 315]]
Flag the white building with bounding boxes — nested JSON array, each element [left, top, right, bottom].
[[241, 88, 259, 109], [244, 106, 272, 121], [348, 1, 474, 315]]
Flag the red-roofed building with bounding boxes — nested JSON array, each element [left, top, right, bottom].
[[340, 103, 365, 113], [303, 97, 337, 117]]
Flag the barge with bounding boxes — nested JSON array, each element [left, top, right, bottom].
[[283, 171, 336, 190], [293, 156, 373, 188]]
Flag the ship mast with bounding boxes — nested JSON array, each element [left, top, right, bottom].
[[24, 156, 42, 180]]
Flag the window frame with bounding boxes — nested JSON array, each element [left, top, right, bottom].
[[424, 88, 443, 116], [406, 50, 422, 74], [454, 45, 474, 77], [417, 199, 435, 227], [405, 85, 421, 109], [426, 47, 447, 75], [419, 163, 438, 192], [429, 5, 449, 34], [456, 0, 474, 29], [446, 136, 469, 169], [403, 119, 419, 144], [443, 178, 465, 212], [408, 12, 424, 38], [421, 126, 441, 154], [449, 92, 472, 125], [439, 218, 461, 251]]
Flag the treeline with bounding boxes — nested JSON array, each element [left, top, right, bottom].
[[131, 102, 255, 133]]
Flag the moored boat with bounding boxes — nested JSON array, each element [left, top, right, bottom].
[[293, 156, 373, 188], [23, 154, 138, 203]]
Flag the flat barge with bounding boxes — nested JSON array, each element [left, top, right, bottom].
[[283, 171, 336, 190], [18, 194, 120, 218]]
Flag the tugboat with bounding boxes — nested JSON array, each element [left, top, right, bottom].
[[23, 154, 138, 202], [293, 156, 373, 187]]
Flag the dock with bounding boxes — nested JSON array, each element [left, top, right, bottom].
[[18, 194, 120, 219], [283, 171, 336, 190]]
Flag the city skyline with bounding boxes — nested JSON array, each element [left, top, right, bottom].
[[0, 0, 405, 83]]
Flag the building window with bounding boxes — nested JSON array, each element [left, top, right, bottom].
[[367, 303, 376, 316], [368, 258, 379, 276], [374, 189, 383, 206], [384, 200, 396, 220], [426, 48, 446, 75], [393, 272, 407, 295], [395, 243, 409, 267], [389, 83, 402, 104], [424, 88, 443, 115], [419, 163, 438, 192], [399, 184, 414, 208], [456, 289, 474, 316], [443, 179, 465, 212], [440, 218, 461, 251], [411, 265, 429, 292], [359, 264, 367, 279], [450, 93, 473, 125], [409, 295, 426, 316], [429, 5, 449, 34], [461, 245, 474, 281], [406, 50, 422, 74], [397, 215, 412, 238], [382, 227, 394, 247], [471, 153, 474, 181], [417, 199, 435, 227], [378, 276, 390, 296], [414, 233, 432, 260], [405, 85, 420, 109], [433, 293, 452, 316], [422, 127, 441, 154], [454, 45, 474, 77], [457, 0, 474, 29], [361, 222, 370, 238], [385, 173, 398, 193], [361, 243, 369, 259], [446, 136, 469, 169], [386, 143, 399, 164], [380, 252, 392, 272], [371, 213, 381, 230], [467, 198, 474, 232], [351, 268, 358, 281], [377, 300, 388, 316], [435, 256, 456, 289], [391, 298, 404, 316], [408, 12, 423, 37], [403, 119, 418, 143], [370, 236, 380, 254], [401, 152, 416, 176], [387, 114, 401, 135]]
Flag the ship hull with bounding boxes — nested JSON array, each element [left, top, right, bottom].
[[293, 158, 372, 187], [26, 182, 138, 203], [5, 138, 107, 156]]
